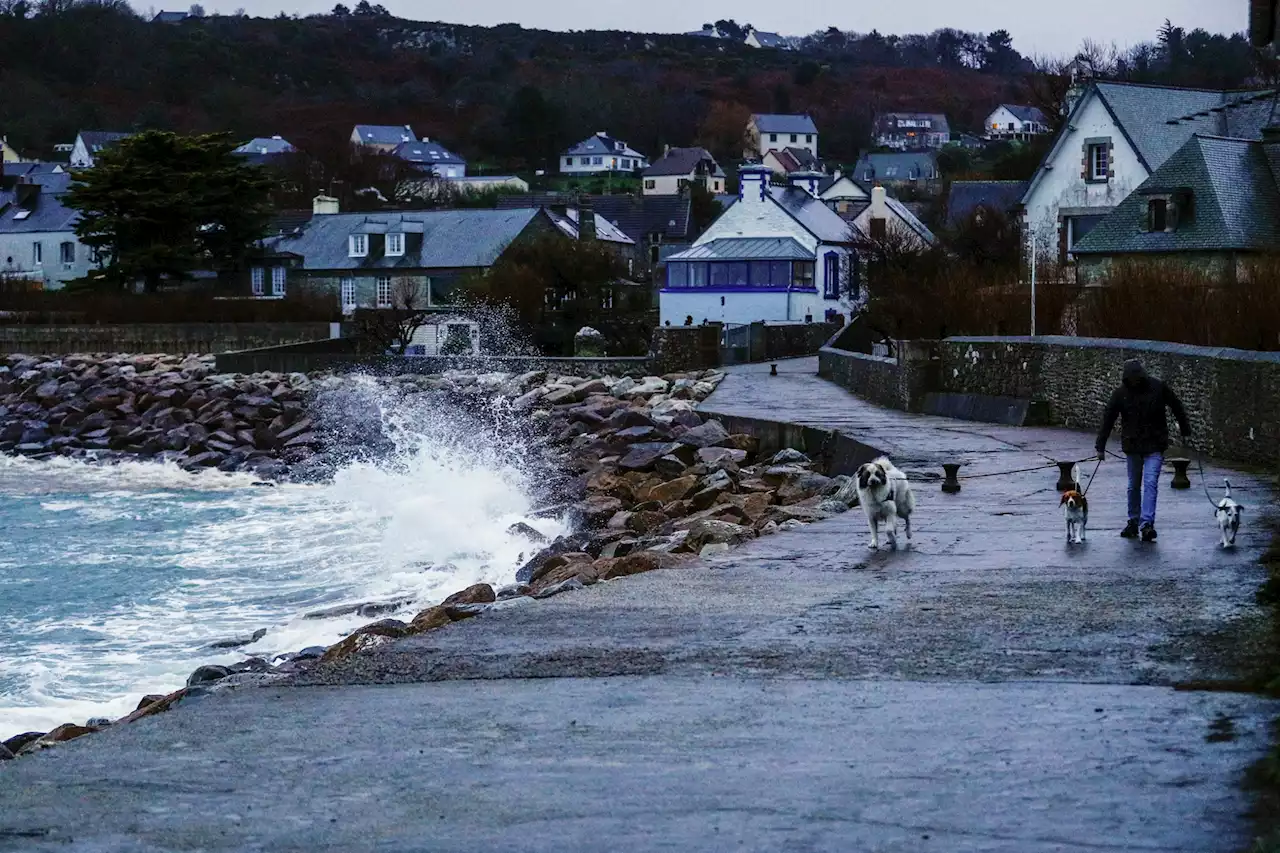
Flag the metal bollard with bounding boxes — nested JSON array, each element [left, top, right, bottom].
[[941, 463, 962, 494], [1055, 461, 1078, 492], [1169, 458, 1192, 490], [770, 363, 778, 376]]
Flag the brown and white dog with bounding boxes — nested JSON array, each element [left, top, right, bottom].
[[854, 456, 915, 550], [1060, 464, 1088, 545]]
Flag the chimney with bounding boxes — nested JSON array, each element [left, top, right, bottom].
[[737, 162, 773, 204], [1263, 125, 1280, 145], [870, 185, 889, 218], [788, 169, 822, 198], [578, 196, 597, 241], [663, 143, 671, 159], [313, 194, 340, 215]]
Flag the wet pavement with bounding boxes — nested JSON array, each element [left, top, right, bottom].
[[1, 357, 1276, 852]]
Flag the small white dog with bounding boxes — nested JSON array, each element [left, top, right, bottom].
[[854, 456, 915, 550], [1216, 479, 1244, 548]]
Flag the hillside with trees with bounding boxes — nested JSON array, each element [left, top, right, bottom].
[[0, 2, 1259, 181]]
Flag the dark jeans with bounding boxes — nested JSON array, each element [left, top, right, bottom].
[[1126, 452, 1163, 526]]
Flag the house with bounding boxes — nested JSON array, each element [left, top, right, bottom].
[[350, 125, 418, 152], [684, 25, 725, 39], [70, 131, 129, 169], [152, 10, 189, 22], [560, 132, 648, 175], [0, 171, 94, 290], [762, 146, 821, 176], [1020, 81, 1276, 262], [391, 139, 466, 178], [746, 114, 819, 162], [660, 164, 860, 325], [1, 137, 21, 164], [1071, 129, 1280, 281], [267, 208, 566, 311], [642, 147, 726, 195], [872, 112, 951, 150], [853, 186, 938, 250], [817, 171, 871, 216], [497, 193, 695, 278], [985, 105, 1050, 141], [744, 28, 790, 49], [853, 151, 939, 186], [232, 136, 297, 167], [945, 180, 1030, 229]]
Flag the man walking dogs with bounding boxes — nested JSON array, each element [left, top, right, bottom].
[[1096, 359, 1191, 542]]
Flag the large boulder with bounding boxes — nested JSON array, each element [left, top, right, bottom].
[[644, 475, 699, 504], [676, 419, 730, 449], [442, 583, 496, 607], [597, 552, 662, 580], [684, 519, 752, 553], [321, 619, 409, 663]]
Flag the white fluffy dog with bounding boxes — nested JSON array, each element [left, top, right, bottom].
[[1216, 479, 1244, 549], [854, 456, 915, 550]]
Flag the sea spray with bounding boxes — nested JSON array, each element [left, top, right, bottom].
[[0, 373, 563, 739]]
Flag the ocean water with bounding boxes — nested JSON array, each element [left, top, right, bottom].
[[0, 377, 563, 739]]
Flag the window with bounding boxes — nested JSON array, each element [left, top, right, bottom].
[[650, 244, 660, 264], [386, 233, 404, 256], [791, 261, 814, 289], [340, 277, 356, 312], [1060, 214, 1107, 262], [600, 287, 614, 310], [823, 252, 840, 300], [1087, 142, 1109, 181], [644, 180, 656, 190], [769, 133, 777, 142], [593, 157, 603, 165], [790, 134, 798, 143], [251, 267, 264, 296], [376, 276, 392, 308], [59, 242, 74, 266], [870, 218, 887, 241], [271, 266, 286, 297], [565, 157, 572, 167], [349, 234, 368, 257], [885, 166, 899, 178], [621, 159, 630, 169], [32, 242, 42, 265]]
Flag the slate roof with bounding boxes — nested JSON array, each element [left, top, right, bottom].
[[234, 137, 295, 156], [642, 147, 725, 178], [496, 194, 694, 243], [998, 104, 1048, 124], [152, 10, 189, 22], [752, 114, 819, 135], [271, 209, 544, 271], [78, 131, 128, 154], [354, 125, 417, 146], [564, 133, 646, 160], [769, 185, 856, 244], [545, 209, 636, 245], [1092, 82, 1276, 172], [0, 173, 77, 234], [2, 162, 65, 180], [769, 147, 820, 173], [392, 140, 466, 168], [882, 195, 939, 245], [817, 174, 870, 199], [667, 237, 813, 261], [946, 181, 1029, 227], [1073, 134, 1280, 256], [853, 151, 938, 182]]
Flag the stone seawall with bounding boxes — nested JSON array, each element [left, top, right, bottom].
[[0, 323, 335, 356], [821, 334, 1280, 467]]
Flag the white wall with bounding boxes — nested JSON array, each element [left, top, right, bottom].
[[69, 137, 93, 169], [754, 128, 818, 159], [1022, 93, 1148, 250], [643, 174, 725, 196], [660, 289, 830, 325], [0, 230, 93, 290], [560, 152, 647, 175]]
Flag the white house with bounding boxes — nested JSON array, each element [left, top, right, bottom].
[[1, 136, 21, 164], [852, 186, 938, 251], [1020, 81, 1275, 262], [660, 164, 857, 326], [560, 132, 648, 175], [69, 131, 129, 169], [871, 113, 950, 150], [817, 171, 871, 216], [642, 147, 725, 196], [0, 172, 94, 290], [744, 28, 790, 49], [391, 139, 467, 178], [746, 114, 819, 161], [985, 105, 1050, 141], [350, 125, 418, 152]]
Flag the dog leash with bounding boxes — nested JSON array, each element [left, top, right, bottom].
[[1080, 457, 1104, 497], [1194, 450, 1222, 510]]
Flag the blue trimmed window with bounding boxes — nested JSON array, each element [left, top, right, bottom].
[[665, 260, 813, 289], [823, 252, 840, 300]]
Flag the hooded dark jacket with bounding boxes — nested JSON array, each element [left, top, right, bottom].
[[1096, 360, 1191, 456]]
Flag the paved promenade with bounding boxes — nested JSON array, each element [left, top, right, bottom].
[[1, 358, 1276, 852]]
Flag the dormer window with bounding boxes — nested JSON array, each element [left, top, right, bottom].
[[386, 233, 404, 256], [349, 234, 368, 258], [1148, 199, 1168, 232]]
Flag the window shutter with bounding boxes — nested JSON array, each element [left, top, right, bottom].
[[1106, 140, 1114, 182], [1081, 143, 1089, 180]]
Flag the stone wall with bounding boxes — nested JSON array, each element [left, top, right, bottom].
[[214, 345, 654, 378], [757, 321, 842, 362], [0, 323, 335, 356], [651, 324, 722, 374], [937, 337, 1280, 465], [818, 340, 939, 413]]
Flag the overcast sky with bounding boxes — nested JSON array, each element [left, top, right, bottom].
[[195, 0, 1243, 56]]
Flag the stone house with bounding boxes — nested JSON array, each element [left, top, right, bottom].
[[660, 164, 860, 326], [1071, 129, 1280, 281], [852, 151, 939, 188], [872, 112, 950, 150], [1020, 81, 1275, 263]]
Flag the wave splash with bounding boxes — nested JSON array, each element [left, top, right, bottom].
[[0, 374, 563, 737]]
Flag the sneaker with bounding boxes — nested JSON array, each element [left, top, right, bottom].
[[1120, 520, 1140, 538], [1141, 524, 1158, 542]]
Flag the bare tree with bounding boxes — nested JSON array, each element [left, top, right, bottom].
[[354, 277, 432, 354]]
